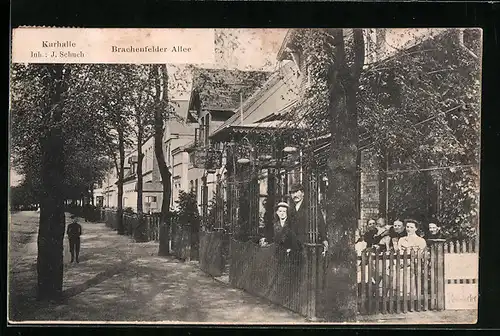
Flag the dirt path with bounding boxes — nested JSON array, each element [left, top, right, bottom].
[[8, 212, 306, 324]]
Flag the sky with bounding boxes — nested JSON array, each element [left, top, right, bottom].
[[9, 29, 290, 186], [169, 28, 288, 100]]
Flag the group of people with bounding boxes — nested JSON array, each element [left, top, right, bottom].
[[355, 217, 445, 255], [255, 182, 447, 259]]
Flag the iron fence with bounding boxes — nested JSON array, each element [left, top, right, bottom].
[[102, 209, 162, 243], [229, 238, 321, 318], [199, 229, 227, 277]]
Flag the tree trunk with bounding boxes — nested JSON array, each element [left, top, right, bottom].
[[155, 125, 172, 256], [116, 126, 125, 234], [135, 122, 146, 242], [320, 28, 363, 322], [37, 64, 66, 301], [154, 64, 172, 256]]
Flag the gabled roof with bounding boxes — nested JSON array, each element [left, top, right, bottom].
[[168, 99, 195, 135], [188, 67, 272, 113], [211, 61, 297, 136], [170, 99, 189, 121]]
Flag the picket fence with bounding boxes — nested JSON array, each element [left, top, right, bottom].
[[357, 238, 478, 315], [199, 229, 230, 277]]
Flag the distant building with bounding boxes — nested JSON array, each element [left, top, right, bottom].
[[95, 99, 192, 213]]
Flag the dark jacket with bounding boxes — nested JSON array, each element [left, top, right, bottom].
[[364, 228, 378, 247], [289, 201, 327, 245], [426, 232, 444, 240], [67, 222, 82, 239], [425, 232, 445, 245], [269, 220, 302, 251]]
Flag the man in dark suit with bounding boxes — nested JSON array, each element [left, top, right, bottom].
[[288, 183, 328, 254], [67, 214, 82, 263]]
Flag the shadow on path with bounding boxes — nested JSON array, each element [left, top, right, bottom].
[[62, 259, 135, 300]]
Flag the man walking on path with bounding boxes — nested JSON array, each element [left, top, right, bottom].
[[67, 214, 82, 263]]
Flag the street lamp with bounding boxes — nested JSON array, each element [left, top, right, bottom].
[[258, 154, 273, 161], [237, 157, 251, 164], [236, 137, 254, 165]]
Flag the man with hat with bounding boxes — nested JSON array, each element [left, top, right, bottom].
[[67, 214, 83, 263], [288, 183, 328, 254]]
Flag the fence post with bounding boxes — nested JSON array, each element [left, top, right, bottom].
[[374, 251, 380, 314], [436, 241, 445, 310], [360, 252, 367, 314], [395, 250, 401, 313], [388, 251, 394, 313], [402, 249, 408, 313]]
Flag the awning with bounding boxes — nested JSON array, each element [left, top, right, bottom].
[[210, 118, 307, 143]]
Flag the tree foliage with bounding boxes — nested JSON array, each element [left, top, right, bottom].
[[10, 182, 39, 209], [11, 64, 117, 201], [358, 29, 481, 239], [175, 190, 200, 228], [288, 29, 480, 240]]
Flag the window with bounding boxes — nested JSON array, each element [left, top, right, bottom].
[[150, 148, 153, 171], [194, 128, 200, 146], [166, 143, 171, 166], [204, 113, 210, 146], [130, 164, 134, 175], [146, 196, 157, 203]]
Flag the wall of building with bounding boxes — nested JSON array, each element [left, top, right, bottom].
[[122, 179, 137, 210], [171, 150, 190, 210], [142, 136, 156, 183]]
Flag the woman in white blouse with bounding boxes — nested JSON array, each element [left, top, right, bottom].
[[396, 219, 427, 300], [398, 219, 427, 251]]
